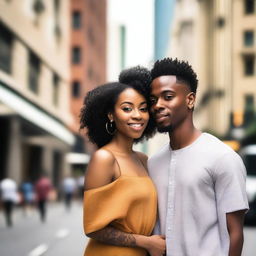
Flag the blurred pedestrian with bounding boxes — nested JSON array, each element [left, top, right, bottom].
[[20, 180, 34, 216], [0, 177, 18, 227], [35, 173, 52, 222], [62, 175, 76, 211], [77, 175, 84, 200]]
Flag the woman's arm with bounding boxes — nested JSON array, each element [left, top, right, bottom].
[[84, 149, 166, 256], [87, 226, 165, 256]]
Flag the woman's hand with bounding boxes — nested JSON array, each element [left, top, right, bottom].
[[146, 235, 166, 256]]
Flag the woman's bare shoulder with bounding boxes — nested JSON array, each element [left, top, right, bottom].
[[84, 148, 116, 190]]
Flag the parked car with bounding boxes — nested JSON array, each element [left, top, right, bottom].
[[239, 145, 256, 225]]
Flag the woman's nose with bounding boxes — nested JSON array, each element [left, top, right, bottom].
[[131, 109, 142, 119]]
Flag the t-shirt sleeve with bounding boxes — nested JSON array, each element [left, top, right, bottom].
[[83, 181, 130, 234], [214, 152, 249, 214]]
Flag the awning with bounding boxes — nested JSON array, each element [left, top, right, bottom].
[[0, 84, 75, 145], [66, 152, 90, 164]]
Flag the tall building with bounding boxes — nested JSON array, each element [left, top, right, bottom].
[[0, 0, 74, 186], [168, 0, 256, 144], [107, 0, 155, 154], [107, 0, 154, 80], [233, 0, 256, 135], [69, 0, 107, 163], [154, 0, 174, 60]]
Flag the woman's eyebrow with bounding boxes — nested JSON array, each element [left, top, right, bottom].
[[120, 101, 147, 106], [120, 101, 133, 106]]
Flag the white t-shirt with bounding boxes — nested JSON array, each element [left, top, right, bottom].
[[148, 133, 249, 256], [0, 178, 17, 202]]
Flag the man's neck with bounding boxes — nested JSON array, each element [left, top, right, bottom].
[[169, 124, 201, 150]]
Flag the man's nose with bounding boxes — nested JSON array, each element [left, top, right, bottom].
[[153, 98, 164, 111]]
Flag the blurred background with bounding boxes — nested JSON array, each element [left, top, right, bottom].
[[0, 0, 255, 255]]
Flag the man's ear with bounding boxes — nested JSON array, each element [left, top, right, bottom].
[[107, 113, 113, 121], [186, 92, 196, 110]]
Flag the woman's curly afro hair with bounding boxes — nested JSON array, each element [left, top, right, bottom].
[[80, 66, 156, 148], [151, 58, 198, 93]]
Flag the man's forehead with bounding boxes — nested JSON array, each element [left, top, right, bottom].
[[152, 75, 177, 84], [151, 76, 178, 92], [151, 75, 191, 95]]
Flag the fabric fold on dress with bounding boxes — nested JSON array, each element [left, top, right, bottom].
[[83, 175, 157, 256]]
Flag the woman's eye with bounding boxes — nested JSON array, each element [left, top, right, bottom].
[[140, 107, 148, 112], [122, 107, 132, 112]]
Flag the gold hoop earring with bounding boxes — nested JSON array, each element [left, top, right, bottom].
[[106, 120, 116, 135]]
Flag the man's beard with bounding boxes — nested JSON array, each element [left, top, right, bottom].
[[157, 124, 173, 133]]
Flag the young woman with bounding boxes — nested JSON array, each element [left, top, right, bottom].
[[80, 67, 166, 256]]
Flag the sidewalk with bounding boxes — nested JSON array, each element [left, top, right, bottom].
[[0, 200, 83, 228], [0, 200, 88, 256]]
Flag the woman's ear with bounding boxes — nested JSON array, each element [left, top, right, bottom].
[[186, 92, 196, 110], [107, 113, 113, 121]]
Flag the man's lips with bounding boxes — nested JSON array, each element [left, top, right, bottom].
[[155, 114, 169, 122]]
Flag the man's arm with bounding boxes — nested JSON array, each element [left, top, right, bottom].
[[87, 226, 166, 256], [226, 210, 246, 256]]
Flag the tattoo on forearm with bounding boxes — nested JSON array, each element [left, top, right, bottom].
[[88, 226, 137, 247]]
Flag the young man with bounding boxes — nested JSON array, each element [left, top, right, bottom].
[[148, 58, 249, 256]]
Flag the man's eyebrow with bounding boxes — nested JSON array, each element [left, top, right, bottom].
[[161, 90, 175, 94], [150, 90, 175, 96]]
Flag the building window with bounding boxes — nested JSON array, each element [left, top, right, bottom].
[[244, 0, 255, 14], [0, 24, 13, 74], [243, 55, 255, 76], [33, 0, 45, 15], [53, 0, 61, 40], [28, 52, 40, 93], [245, 95, 254, 111], [244, 95, 254, 125], [72, 47, 81, 64], [72, 81, 81, 98], [72, 11, 81, 29], [120, 25, 126, 69], [53, 74, 59, 106], [244, 31, 254, 46]]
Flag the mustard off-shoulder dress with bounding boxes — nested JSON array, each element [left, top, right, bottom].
[[83, 175, 157, 256]]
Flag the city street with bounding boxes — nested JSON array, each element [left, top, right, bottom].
[[0, 201, 88, 256], [0, 202, 255, 255], [243, 225, 256, 256]]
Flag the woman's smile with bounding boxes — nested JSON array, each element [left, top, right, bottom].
[[128, 122, 145, 131]]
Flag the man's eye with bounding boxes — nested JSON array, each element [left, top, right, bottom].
[[165, 95, 173, 100], [150, 98, 157, 104]]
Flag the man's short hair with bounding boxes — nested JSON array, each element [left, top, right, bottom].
[[151, 58, 198, 93]]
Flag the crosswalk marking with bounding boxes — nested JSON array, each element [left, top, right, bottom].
[[55, 228, 69, 238], [28, 244, 48, 256]]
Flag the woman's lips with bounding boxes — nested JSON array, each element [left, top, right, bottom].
[[128, 123, 144, 131]]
